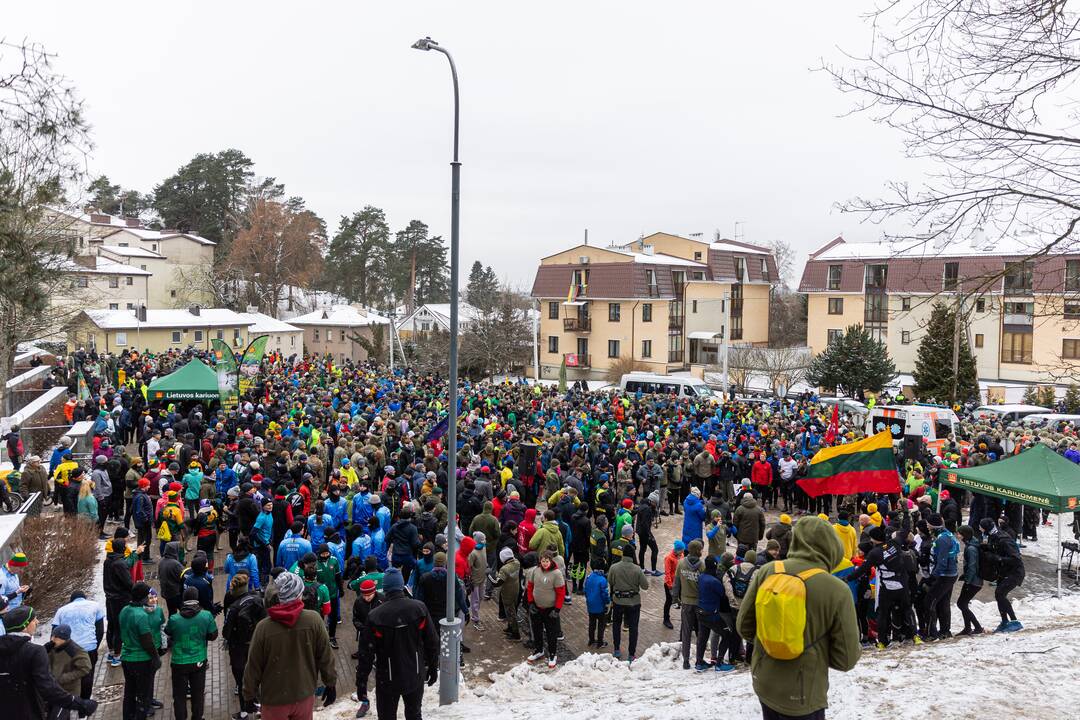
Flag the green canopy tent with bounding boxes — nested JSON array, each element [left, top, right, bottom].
[[941, 444, 1080, 596], [146, 359, 220, 403]]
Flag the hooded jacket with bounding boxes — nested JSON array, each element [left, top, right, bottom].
[[47, 639, 92, 695], [243, 600, 336, 707], [356, 590, 439, 694], [528, 519, 564, 554], [517, 509, 538, 555], [469, 503, 501, 551], [736, 517, 861, 717], [455, 536, 477, 580], [673, 554, 703, 606], [733, 494, 766, 547], [608, 554, 648, 606], [766, 521, 793, 557], [681, 494, 707, 546], [158, 542, 185, 600], [499, 497, 527, 529], [102, 548, 134, 603], [0, 634, 87, 719]]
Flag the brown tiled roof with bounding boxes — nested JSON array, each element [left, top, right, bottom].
[[799, 260, 865, 292], [530, 262, 699, 299], [706, 248, 778, 284]]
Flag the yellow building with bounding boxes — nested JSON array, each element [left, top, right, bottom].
[[69, 307, 252, 354], [530, 232, 776, 380], [799, 235, 1080, 396]]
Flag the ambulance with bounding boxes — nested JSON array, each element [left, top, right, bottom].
[[865, 404, 959, 442]]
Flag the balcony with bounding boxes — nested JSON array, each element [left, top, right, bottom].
[[563, 317, 591, 331], [668, 315, 684, 331], [646, 284, 660, 297], [564, 353, 590, 368], [1004, 312, 1034, 326]]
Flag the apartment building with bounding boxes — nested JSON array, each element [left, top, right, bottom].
[[69, 307, 252, 354], [799, 235, 1080, 391], [530, 232, 776, 380]]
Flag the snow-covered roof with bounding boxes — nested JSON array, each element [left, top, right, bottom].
[[289, 304, 390, 327], [812, 233, 1058, 261], [84, 308, 251, 329], [710, 241, 768, 255], [60, 258, 151, 276], [103, 227, 216, 246], [397, 302, 481, 330], [238, 312, 302, 334], [607, 247, 707, 267], [97, 245, 165, 259]]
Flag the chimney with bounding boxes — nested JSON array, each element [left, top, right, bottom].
[[189, 305, 201, 316], [137, 305, 148, 322], [125, 218, 141, 228], [90, 213, 111, 224], [246, 305, 259, 314], [72, 256, 95, 269]]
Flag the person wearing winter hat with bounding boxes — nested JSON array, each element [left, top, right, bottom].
[[495, 546, 522, 639], [0, 605, 98, 719], [467, 531, 488, 626], [356, 566, 438, 720], [673, 539, 704, 668], [955, 525, 984, 636], [118, 582, 166, 719], [244, 570, 337, 715], [165, 586, 217, 720], [0, 552, 29, 610], [662, 540, 686, 629]]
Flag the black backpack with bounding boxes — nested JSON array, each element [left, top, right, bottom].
[[418, 513, 438, 545], [727, 565, 754, 600], [977, 543, 1002, 583], [223, 593, 265, 646]]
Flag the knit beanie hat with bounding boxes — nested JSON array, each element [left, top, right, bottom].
[[275, 571, 305, 604], [620, 524, 635, 538], [687, 539, 703, 557], [499, 547, 515, 563], [744, 549, 758, 565], [3, 605, 33, 631], [673, 540, 686, 552], [382, 568, 405, 593], [779, 514, 792, 525], [766, 539, 781, 553], [7, 552, 28, 568], [434, 551, 447, 567]]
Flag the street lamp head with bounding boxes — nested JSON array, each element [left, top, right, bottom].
[[411, 36, 438, 51]]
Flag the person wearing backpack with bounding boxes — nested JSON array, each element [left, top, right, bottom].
[[696, 556, 735, 672], [979, 517, 1025, 632], [723, 550, 757, 663], [955, 525, 983, 636], [922, 513, 959, 640], [736, 516, 861, 720], [672, 539, 704, 669], [132, 478, 155, 563]]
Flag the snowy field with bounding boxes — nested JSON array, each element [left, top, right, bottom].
[[315, 591, 1080, 720]]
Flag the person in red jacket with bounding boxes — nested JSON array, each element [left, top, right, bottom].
[[455, 535, 476, 582], [750, 452, 774, 510], [517, 508, 537, 556]]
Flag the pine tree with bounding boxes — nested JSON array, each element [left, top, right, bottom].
[[1022, 385, 1039, 405], [912, 302, 979, 404], [806, 324, 897, 400], [558, 356, 567, 393], [1064, 384, 1080, 413]]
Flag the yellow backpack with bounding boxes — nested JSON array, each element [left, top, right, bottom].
[[754, 560, 825, 660]]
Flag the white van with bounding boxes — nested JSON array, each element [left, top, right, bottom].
[[620, 373, 716, 399], [866, 404, 959, 441], [1021, 413, 1080, 428], [974, 404, 1051, 424]]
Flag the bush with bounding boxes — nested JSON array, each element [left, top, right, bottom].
[[19, 515, 100, 618], [605, 355, 649, 384]]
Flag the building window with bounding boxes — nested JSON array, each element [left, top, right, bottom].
[[171, 331, 182, 344], [151, 243, 158, 252], [548, 301, 559, 319], [109, 277, 119, 289], [115, 332, 127, 346], [1001, 331, 1033, 364], [608, 303, 621, 322], [1067, 260, 1080, 292], [76, 276, 89, 289], [645, 269, 658, 296], [170, 289, 177, 298], [548, 336, 558, 354], [827, 298, 843, 315], [692, 271, 705, 281], [1065, 339, 1080, 360], [827, 265, 842, 290], [641, 339, 652, 358], [692, 300, 698, 313], [976, 298, 986, 313], [760, 258, 769, 282], [901, 330, 911, 344], [1065, 301, 1080, 319], [194, 330, 203, 342], [865, 264, 888, 289], [730, 314, 743, 340], [314, 329, 320, 342], [642, 304, 652, 322], [734, 258, 746, 282], [693, 251, 702, 262], [901, 297, 911, 311], [975, 333, 984, 348], [125, 276, 134, 286], [1003, 261, 1033, 293], [943, 262, 960, 290], [217, 330, 224, 340], [126, 303, 135, 310], [290, 335, 296, 347], [140, 264, 147, 271], [607, 339, 620, 358], [108, 303, 119, 310], [865, 293, 887, 324], [827, 329, 842, 345]]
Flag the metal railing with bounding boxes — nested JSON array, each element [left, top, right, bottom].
[[563, 317, 591, 331]]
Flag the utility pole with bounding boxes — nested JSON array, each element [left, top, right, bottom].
[[951, 289, 963, 405], [388, 307, 395, 374], [533, 300, 540, 381], [721, 291, 731, 396]]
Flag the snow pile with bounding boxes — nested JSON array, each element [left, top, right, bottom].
[[315, 593, 1080, 720]]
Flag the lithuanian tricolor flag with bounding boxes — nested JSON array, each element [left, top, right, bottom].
[[797, 430, 901, 498]]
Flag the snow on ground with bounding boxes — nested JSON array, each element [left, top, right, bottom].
[[315, 593, 1080, 720], [1019, 514, 1077, 569]]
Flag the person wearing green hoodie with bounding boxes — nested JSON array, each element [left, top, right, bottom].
[[736, 516, 861, 720], [673, 539, 704, 669], [165, 586, 218, 720], [528, 510, 564, 554]]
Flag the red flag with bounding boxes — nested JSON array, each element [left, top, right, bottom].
[[824, 404, 839, 445]]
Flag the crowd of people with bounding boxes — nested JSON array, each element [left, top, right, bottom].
[[1, 347, 1076, 720]]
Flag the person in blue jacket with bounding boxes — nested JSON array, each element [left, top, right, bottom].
[[583, 567, 610, 648], [923, 513, 959, 640], [224, 539, 260, 590], [373, 495, 392, 536], [695, 556, 734, 672], [367, 516, 389, 570], [681, 487, 707, 547], [307, 500, 334, 547], [276, 521, 312, 572], [215, 460, 238, 497], [351, 483, 373, 528], [323, 486, 348, 533]]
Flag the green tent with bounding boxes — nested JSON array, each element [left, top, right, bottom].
[[941, 443, 1080, 595], [147, 359, 219, 402]]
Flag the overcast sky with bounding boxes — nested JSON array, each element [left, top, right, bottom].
[[7, 1, 920, 289]]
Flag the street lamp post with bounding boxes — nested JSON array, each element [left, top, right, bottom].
[[411, 35, 462, 705]]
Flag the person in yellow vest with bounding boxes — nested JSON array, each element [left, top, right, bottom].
[[832, 510, 858, 561]]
